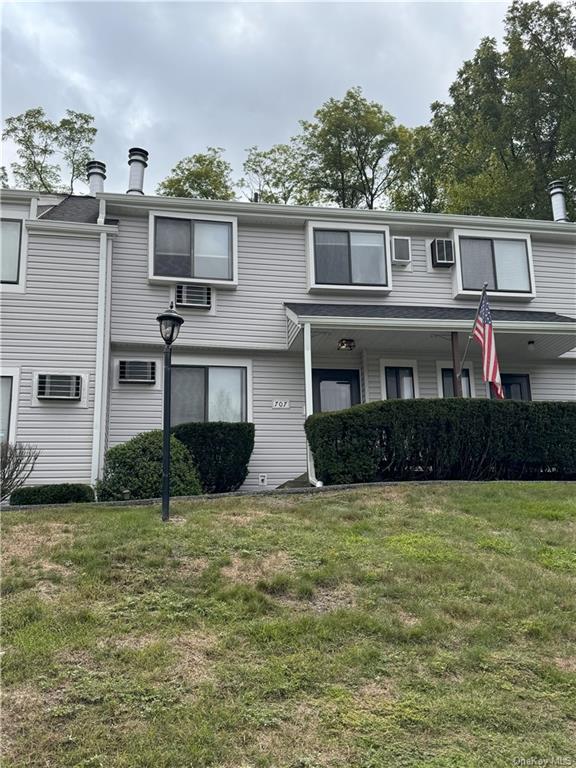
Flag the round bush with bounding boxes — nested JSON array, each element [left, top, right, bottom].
[[97, 430, 201, 501], [172, 422, 255, 493]]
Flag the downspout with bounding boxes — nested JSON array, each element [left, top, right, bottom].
[[90, 230, 109, 487], [98, 237, 113, 472], [303, 322, 323, 487]]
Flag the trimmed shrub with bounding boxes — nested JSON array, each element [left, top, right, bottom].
[[305, 399, 576, 485], [10, 483, 94, 506], [97, 430, 201, 501], [172, 422, 255, 493]]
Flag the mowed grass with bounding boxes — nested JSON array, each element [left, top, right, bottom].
[[1, 483, 576, 768]]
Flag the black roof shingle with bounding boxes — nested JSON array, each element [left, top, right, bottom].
[[285, 303, 575, 324]]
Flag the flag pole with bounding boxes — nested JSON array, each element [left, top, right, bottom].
[[458, 282, 488, 378]]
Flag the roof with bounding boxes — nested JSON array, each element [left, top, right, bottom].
[[40, 196, 100, 224], [285, 303, 576, 325]]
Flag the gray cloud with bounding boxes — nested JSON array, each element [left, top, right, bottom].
[[2, 1, 508, 194]]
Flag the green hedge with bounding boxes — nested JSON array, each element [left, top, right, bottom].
[[305, 399, 576, 484], [97, 430, 201, 501], [172, 422, 255, 493], [10, 483, 95, 506]]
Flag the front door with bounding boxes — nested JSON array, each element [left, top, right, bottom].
[[312, 369, 361, 413]]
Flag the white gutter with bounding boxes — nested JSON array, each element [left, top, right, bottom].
[[303, 322, 322, 488], [26, 220, 118, 236], [289, 315, 576, 335], [98, 192, 576, 239], [90, 230, 110, 487]]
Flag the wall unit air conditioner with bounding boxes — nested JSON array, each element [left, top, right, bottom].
[[37, 374, 82, 400], [175, 284, 212, 309], [431, 239, 455, 268], [392, 236, 412, 264], [119, 361, 156, 384]]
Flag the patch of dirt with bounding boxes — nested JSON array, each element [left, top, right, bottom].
[[172, 630, 218, 685], [1, 523, 76, 565], [176, 555, 209, 578], [396, 609, 419, 627], [168, 515, 188, 525], [221, 551, 292, 585], [223, 508, 266, 526], [252, 700, 354, 766], [554, 656, 576, 673], [279, 584, 359, 614], [2, 683, 66, 759], [31, 562, 74, 602], [356, 679, 394, 703]]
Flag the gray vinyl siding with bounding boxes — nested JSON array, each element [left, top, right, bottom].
[[0, 232, 100, 484], [109, 217, 575, 354]]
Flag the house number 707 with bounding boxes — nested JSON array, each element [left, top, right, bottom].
[[272, 400, 290, 409]]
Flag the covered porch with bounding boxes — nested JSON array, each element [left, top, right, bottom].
[[285, 303, 576, 416]]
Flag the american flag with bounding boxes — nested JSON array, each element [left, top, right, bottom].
[[473, 289, 504, 399]]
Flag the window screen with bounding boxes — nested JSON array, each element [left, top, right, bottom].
[[1, 220, 22, 284], [314, 229, 387, 286], [154, 217, 232, 281]]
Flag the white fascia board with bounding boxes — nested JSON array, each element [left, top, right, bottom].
[[98, 192, 576, 238], [290, 315, 576, 334], [26, 220, 118, 236]]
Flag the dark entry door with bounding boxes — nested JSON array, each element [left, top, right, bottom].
[[312, 369, 361, 413]]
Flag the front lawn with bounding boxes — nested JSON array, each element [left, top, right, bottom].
[[2, 483, 575, 767]]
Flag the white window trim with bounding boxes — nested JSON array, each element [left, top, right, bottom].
[[380, 359, 420, 400], [112, 357, 162, 390], [32, 370, 90, 408], [1, 214, 28, 294], [148, 210, 238, 289], [436, 360, 477, 398], [1, 367, 20, 442], [453, 228, 536, 300], [170, 354, 253, 422], [306, 220, 393, 293]]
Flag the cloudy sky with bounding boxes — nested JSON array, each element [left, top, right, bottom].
[[2, 0, 509, 195]]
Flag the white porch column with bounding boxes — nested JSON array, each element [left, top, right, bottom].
[[303, 322, 322, 486]]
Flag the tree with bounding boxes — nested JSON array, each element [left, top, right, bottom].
[[157, 147, 236, 199], [388, 125, 446, 212], [2, 107, 96, 194], [430, 0, 576, 219], [239, 140, 319, 205], [0, 166, 8, 189], [300, 87, 398, 209]]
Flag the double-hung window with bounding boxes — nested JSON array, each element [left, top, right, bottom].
[[308, 222, 391, 291], [1, 219, 23, 285], [171, 366, 247, 424], [150, 214, 236, 286], [384, 366, 416, 400], [455, 231, 534, 297], [441, 368, 472, 398]]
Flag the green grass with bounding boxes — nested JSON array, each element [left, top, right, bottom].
[[2, 482, 576, 767]]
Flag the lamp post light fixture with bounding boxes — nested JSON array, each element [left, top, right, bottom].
[[156, 302, 184, 522]]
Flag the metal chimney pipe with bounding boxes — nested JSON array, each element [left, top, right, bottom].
[[86, 160, 106, 195], [548, 180, 569, 222], [127, 147, 149, 195]]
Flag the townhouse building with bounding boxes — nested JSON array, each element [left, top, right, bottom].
[[1, 150, 575, 490]]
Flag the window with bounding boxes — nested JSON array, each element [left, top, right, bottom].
[[495, 374, 532, 401], [152, 215, 234, 283], [37, 374, 82, 400], [441, 368, 472, 398], [1, 376, 13, 442], [311, 226, 390, 288], [1, 219, 23, 284], [459, 236, 532, 293], [171, 366, 247, 424], [385, 367, 415, 399]]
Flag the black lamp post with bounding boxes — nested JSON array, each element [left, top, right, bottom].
[[156, 302, 184, 521]]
